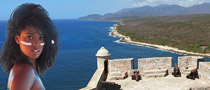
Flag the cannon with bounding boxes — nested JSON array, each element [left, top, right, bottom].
[[172, 63, 181, 77]]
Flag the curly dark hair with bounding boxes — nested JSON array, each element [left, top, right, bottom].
[[0, 3, 59, 75]]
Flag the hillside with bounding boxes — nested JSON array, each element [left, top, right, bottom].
[[79, 3, 210, 21], [116, 14, 210, 53]]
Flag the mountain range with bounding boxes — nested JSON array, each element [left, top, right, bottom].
[[78, 3, 210, 20]]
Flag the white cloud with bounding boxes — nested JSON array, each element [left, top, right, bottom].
[[130, 0, 210, 7]]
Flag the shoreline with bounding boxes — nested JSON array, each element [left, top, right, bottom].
[[109, 24, 210, 57]]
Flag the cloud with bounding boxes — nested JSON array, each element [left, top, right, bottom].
[[129, 0, 210, 7]]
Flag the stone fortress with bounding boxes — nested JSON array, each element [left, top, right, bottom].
[[81, 47, 210, 90]]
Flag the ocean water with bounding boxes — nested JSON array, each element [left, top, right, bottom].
[[0, 20, 210, 90]]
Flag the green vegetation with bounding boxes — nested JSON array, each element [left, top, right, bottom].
[[117, 14, 210, 53]]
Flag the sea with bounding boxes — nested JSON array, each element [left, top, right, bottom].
[[0, 19, 210, 90]]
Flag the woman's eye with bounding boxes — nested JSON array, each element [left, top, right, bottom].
[[40, 37, 44, 40], [26, 36, 33, 40]]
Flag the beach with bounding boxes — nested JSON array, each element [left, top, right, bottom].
[[109, 24, 210, 57]]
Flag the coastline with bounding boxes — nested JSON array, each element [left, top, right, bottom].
[[109, 24, 210, 57]]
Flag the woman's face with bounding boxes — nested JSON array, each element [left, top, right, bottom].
[[15, 26, 45, 60]]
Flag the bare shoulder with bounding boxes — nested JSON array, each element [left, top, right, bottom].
[[11, 64, 36, 90], [13, 63, 33, 70], [12, 63, 35, 81]]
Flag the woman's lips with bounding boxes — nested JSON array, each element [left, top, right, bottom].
[[32, 49, 40, 55]]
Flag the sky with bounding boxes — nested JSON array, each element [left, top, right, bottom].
[[0, 0, 210, 20]]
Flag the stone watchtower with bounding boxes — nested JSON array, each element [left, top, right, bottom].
[[96, 47, 110, 71]]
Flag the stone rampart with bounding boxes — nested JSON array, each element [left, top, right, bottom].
[[138, 57, 172, 78], [178, 56, 204, 75], [108, 58, 134, 80], [80, 68, 106, 90], [81, 46, 210, 90], [199, 62, 210, 84]]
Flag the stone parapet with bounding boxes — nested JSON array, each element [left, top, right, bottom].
[[138, 57, 172, 78], [199, 62, 210, 84], [80, 68, 106, 90], [143, 69, 167, 78], [178, 56, 204, 75], [108, 58, 134, 80]]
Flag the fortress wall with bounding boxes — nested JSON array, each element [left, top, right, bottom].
[[81, 46, 210, 90], [178, 56, 204, 75], [108, 58, 134, 80], [199, 62, 210, 84], [80, 68, 106, 90], [81, 56, 210, 90], [138, 57, 172, 71], [138, 57, 172, 77]]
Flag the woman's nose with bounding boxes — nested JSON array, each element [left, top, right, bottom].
[[32, 40, 41, 47]]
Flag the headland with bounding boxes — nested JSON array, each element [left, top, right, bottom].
[[109, 24, 210, 57]]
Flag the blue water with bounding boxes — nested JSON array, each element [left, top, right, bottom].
[[0, 20, 210, 90]]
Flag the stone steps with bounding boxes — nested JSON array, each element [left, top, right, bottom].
[[109, 72, 127, 80], [144, 73, 166, 78], [141, 69, 167, 78]]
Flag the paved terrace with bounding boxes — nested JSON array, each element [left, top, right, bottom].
[[107, 74, 209, 90]]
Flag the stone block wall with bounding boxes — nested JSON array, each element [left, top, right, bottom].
[[199, 62, 210, 84], [138, 57, 172, 77], [108, 58, 134, 80], [138, 57, 172, 71], [178, 56, 204, 75], [80, 68, 106, 90]]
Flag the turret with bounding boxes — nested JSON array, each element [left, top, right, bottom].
[[96, 47, 110, 69]]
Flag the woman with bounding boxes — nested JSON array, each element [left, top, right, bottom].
[[0, 3, 59, 90]]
